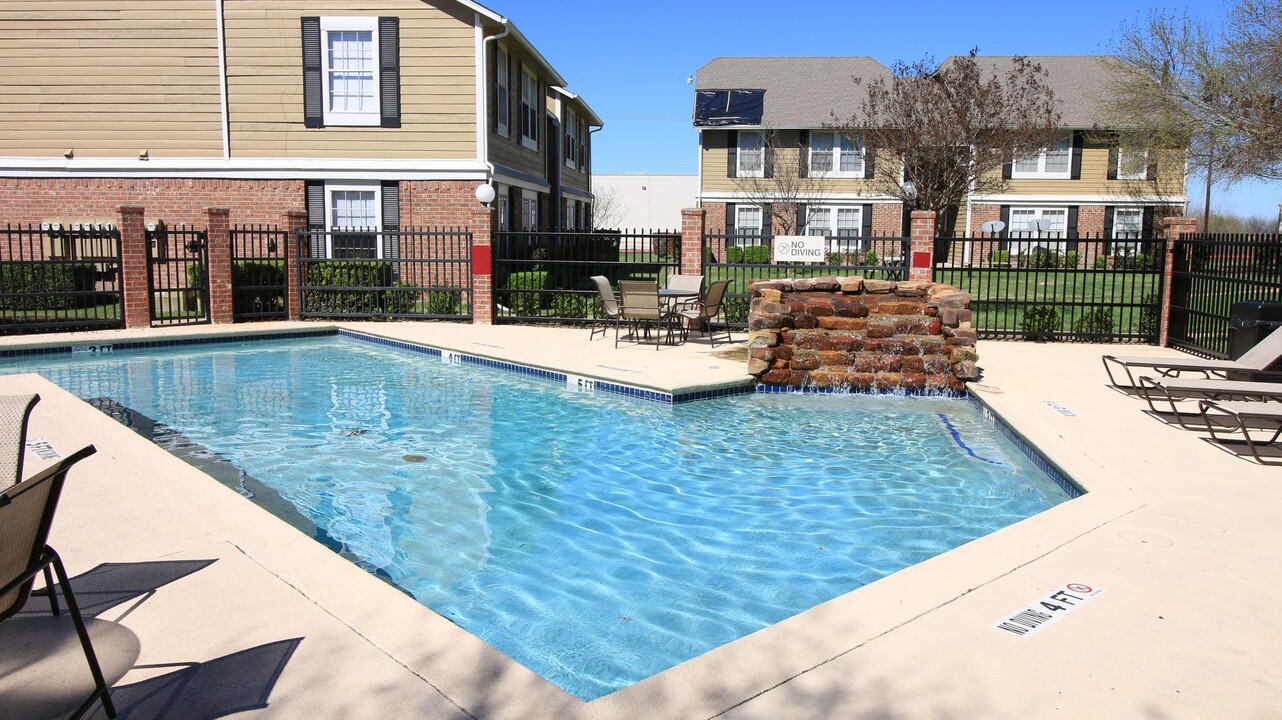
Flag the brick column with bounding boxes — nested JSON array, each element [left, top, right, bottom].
[[205, 207, 233, 324], [909, 210, 936, 282], [1159, 216, 1199, 347], [118, 205, 151, 329], [680, 208, 706, 275], [283, 210, 308, 321], [471, 204, 495, 324]]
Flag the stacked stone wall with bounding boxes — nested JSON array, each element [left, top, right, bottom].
[[746, 277, 977, 392]]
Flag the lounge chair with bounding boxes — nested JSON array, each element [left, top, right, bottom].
[[588, 275, 621, 341], [617, 280, 674, 349], [1136, 375, 1282, 428], [1, 393, 40, 492], [1102, 326, 1282, 388], [1198, 400, 1282, 464], [676, 279, 733, 347], [1, 444, 117, 719]]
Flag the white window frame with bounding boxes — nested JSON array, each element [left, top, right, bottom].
[[497, 187, 510, 231], [737, 131, 765, 178], [522, 195, 538, 230], [320, 17, 381, 127], [1116, 148, 1149, 181], [520, 66, 539, 150], [1112, 208, 1144, 252], [808, 132, 865, 178], [564, 108, 579, 169], [1011, 136, 1073, 180], [324, 181, 382, 259], [805, 206, 865, 253], [1008, 206, 1069, 254], [496, 44, 510, 138], [735, 205, 763, 238]]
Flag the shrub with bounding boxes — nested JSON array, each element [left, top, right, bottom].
[[989, 250, 1011, 266], [1113, 252, 1156, 270], [232, 260, 285, 314], [501, 270, 547, 316], [1021, 305, 1060, 342], [383, 282, 421, 314], [826, 251, 844, 266], [0, 262, 97, 311], [722, 295, 750, 324], [550, 292, 594, 319], [303, 260, 393, 315], [426, 288, 464, 316], [862, 249, 880, 266], [725, 246, 745, 264], [1093, 255, 1109, 270], [1017, 249, 1060, 269], [1062, 251, 1081, 269], [1073, 307, 1115, 342], [1138, 292, 1161, 340], [742, 245, 770, 264]]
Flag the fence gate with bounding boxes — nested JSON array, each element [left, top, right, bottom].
[[146, 223, 210, 326], [231, 225, 289, 321], [1168, 233, 1282, 358]]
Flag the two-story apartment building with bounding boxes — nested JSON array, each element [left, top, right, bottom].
[[0, 0, 599, 254], [694, 55, 1186, 250]]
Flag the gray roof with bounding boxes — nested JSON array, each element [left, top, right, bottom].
[[695, 57, 893, 128], [695, 55, 1124, 129]]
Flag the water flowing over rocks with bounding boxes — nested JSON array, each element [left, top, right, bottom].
[[745, 277, 978, 392]]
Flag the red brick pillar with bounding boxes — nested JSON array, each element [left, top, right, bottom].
[[118, 206, 151, 329], [909, 210, 936, 282], [283, 210, 308, 321], [205, 207, 234, 324], [471, 204, 495, 324], [681, 208, 706, 275], [1159, 216, 1198, 347]]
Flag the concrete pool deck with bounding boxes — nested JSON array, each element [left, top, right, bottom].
[[0, 322, 1279, 719]]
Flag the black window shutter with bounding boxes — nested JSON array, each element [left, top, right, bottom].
[[796, 203, 808, 233], [862, 204, 874, 237], [1070, 131, 1084, 180], [305, 181, 326, 257], [1066, 205, 1079, 251], [865, 145, 875, 179], [382, 181, 400, 278], [763, 137, 774, 178], [725, 203, 736, 235], [1002, 154, 1012, 180], [798, 130, 809, 178], [1107, 146, 1119, 180], [726, 130, 738, 178], [761, 203, 773, 237], [301, 18, 323, 128], [1142, 207, 1155, 238], [378, 18, 401, 128], [1146, 154, 1158, 181], [999, 205, 1010, 240], [1103, 206, 1115, 246]]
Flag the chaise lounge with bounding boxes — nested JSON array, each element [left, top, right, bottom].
[[1198, 399, 1282, 464], [1102, 326, 1282, 388], [1135, 375, 1282, 428]]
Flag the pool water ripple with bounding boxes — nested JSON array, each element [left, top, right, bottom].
[[3, 336, 1074, 700]]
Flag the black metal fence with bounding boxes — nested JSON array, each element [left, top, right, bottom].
[[146, 223, 210, 327], [231, 225, 288, 322], [492, 229, 680, 323], [932, 234, 1166, 342], [702, 231, 910, 328], [1168, 233, 1282, 357], [298, 228, 472, 320], [0, 223, 124, 335]]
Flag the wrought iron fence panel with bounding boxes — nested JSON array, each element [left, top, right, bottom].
[[147, 223, 211, 327], [931, 233, 1165, 343], [231, 225, 288, 321], [0, 223, 124, 335], [492, 229, 680, 323], [1168, 233, 1282, 358], [297, 228, 472, 320], [701, 231, 911, 329]]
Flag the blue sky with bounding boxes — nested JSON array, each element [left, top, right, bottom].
[[510, 0, 1280, 221]]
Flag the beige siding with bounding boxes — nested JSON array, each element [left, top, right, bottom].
[[700, 130, 894, 195], [0, 1, 223, 157], [486, 40, 551, 181], [1001, 144, 1185, 197], [224, 0, 478, 159]]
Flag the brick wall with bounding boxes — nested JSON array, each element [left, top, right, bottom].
[[0, 178, 304, 226], [871, 203, 903, 236], [400, 180, 485, 229]]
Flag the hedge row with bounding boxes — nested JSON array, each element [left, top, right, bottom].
[[0, 263, 99, 311]]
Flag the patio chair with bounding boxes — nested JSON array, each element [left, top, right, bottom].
[[676, 279, 733, 347], [1135, 375, 1282, 429], [1102, 326, 1282, 388], [588, 275, 622, 341], [617, 280, 674, 350], [1, 393, 40, 492], [1, 444, 117, 719], [1199, 400, 1282, 465], [665, 274, 705, 311]]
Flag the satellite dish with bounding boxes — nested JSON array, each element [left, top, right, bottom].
[[981, 220, 1006, 234]]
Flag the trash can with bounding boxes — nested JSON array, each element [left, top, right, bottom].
[[1227, 301, 1282, 378]]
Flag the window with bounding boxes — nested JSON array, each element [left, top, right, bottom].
[[321, 18, 380, 126], [522, 195, 538, 230], [1008, 207, 1068, 253], [805, 206, 864, 254], [735, 205, 763, 237], [325, 182, 381, 258], [1117, 148, 1148, 180], [737, 132, 764, 177], [496, 45, 510, 137], [809, 132, 864, 177], [520, 66, 539, 150], [1112, 208, 1144, 254], [564, 109, 579, 169], [497, 187, 510, 231], [1012, 136, 1072, 179]]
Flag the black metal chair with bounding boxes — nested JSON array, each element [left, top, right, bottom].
[[1, 444, 117, 719]]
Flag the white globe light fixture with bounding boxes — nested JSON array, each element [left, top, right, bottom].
[[900, 180, 918, 202], [475, 183, 496, 207]]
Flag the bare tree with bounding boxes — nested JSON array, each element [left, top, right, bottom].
[[831, 50, 1063, 216], [729, 128, 837, 235], [590, 184, 625, 229]]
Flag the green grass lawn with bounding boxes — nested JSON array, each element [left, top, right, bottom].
[[0, 303, 121, 321]]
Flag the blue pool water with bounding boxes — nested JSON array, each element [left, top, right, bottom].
[[5, 336, 1074, 700]]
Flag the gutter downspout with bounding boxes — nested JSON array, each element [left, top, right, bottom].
[[215, 0, 230, 159], [478, 17, 511, 182], [589, 125, 603, 225]]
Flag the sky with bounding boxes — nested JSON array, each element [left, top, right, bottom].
[[508, 0, 1281, 221]]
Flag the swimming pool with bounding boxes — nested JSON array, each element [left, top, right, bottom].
[[5, 334, 1075, 700]]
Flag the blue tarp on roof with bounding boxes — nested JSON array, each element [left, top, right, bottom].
[[693, 89, 765, 126]]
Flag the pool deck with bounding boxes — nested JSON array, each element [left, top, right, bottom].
[[1, 322, 1279, 719]]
